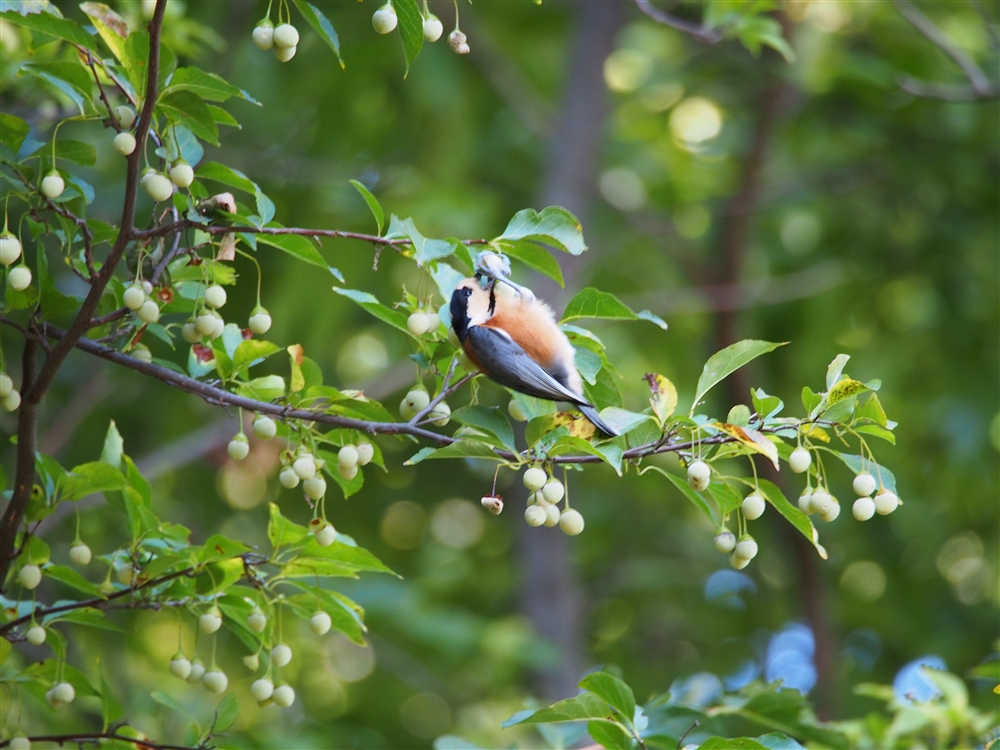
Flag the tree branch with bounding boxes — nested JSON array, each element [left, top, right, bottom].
[[0, 733, 196, 750], [894, 0, 999, 100], [0, 0, 169, 590], [632, 0, 724, 43]]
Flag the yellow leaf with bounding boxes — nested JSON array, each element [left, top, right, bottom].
[[712, 422, 779, 469], [645, 373, 677, 424], [826, 378, 869, 408], [801, 424, 830, 443], [287, 345, 305, 393]]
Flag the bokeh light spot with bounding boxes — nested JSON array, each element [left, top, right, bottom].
[[604, 49, 653, 93], [337, 333, 389, 383], [669, 97, 722, 147], [380, 501, 427, 549], [431, 498, 484, 549], [599, 168, 647, 211], [674, 203, 711, 239], [840, 560, 887, 602], [780, 211, 822, 255], [400, 692, 452, 739]]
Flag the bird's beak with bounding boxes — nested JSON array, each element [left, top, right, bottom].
[[476, 269, 535, 302]]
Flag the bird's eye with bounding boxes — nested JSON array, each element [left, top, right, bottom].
[[462, 288, 472, 297]]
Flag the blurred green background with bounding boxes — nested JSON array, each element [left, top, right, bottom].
[[1, 0, 997, 747]]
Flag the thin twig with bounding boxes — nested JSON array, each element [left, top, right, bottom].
[[633, 0, 724, 43], [0, 732, 196, 750], [84, 48, 119, 132], [411, 357, 459, 424]]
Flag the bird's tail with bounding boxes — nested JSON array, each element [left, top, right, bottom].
[[579, 404, 619, 437]]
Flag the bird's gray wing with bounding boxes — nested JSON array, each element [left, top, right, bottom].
[[466, 325, 587, 405]]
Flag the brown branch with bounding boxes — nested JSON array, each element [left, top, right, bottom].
[[0, 733, 196, 750], [894, 0, 999, 100], [0, 0, 169, 591], [84, 47, 119, 132], [633, 0, 725, 43]]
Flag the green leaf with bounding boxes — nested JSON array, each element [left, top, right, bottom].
[[196, 161, 274, 224], [22, 61, 92, 114], [643, 466, 717, 527], [292, 0, 344, 68], [42, 564, 103, 596], [195, 534, 250, 565], [693, 340, 786, 410], [286, 588, 366, 644], [257, 231, 326, 267], [503, 692, 613, 726], [214, 692, 240, 733], [0, 113, 29, 152], [151, 689, 193, 717], [855, 424, 895, 444], [268, 502, 308, 549], [349, 179, 383, 234], [826, 354, 850, 390], [332, 287, 413, 337], [29, 138, 97, 166], [23, 535, 50, 564], [579, 671, 635, 723], [587, 720, 634, 750], [707, 481, 744, 517], [159, 90, 219, 146], [698, 738, 769, 750], [80, 2, 128, 63], [503, 240, 564, 286], [394, 0, 423, 76], [385, 215, 453, 266], [451, 405, 516, 453], [235, 375, 285, 401], [497, 206, 587, 255], [232, 339, 280, 373], [831, 453, 898, 494], [299, 537, 396, 575], [164, 67, 258, 104], [0, 9, 100, 52], [560, 288, 664, 329], [60, 461, 127, 501], [824, 378, 870, 409], [754, 479, 827, 559], [598, 407, 653, 436], [405, 440, 502, 464], [751, 388, 783, 419], [101, 668, 124, 728], [122, 30, 150, 100]]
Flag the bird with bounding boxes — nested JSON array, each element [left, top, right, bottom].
[[449, 255, 619, 437]]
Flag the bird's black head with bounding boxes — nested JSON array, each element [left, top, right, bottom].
[[450, 284, 474, 344]]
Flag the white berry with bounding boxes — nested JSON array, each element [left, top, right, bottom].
[[272, 684, 295, 707], [135, 299, 159, 324], [143, 173, 174, 202], [852, 496, 876, 521], [875, 491, 899, 515], [116, 563, 133, 585], [481, 495, 503, 515], [131, 344, 152, 363], [315, 523, 337, 547], [303, 476, 327, 500], [0, 234, 22, 265], [113, 131, 136, 155], [356, 443, 374, 466], [809, 490, 833, 516], [247, 609, 267, 633], [115, 105, 136, 128], [186, 659, 206, 682], [251, 416, 276, 440], [400, 389, 430, 419], [407, 311, 430, 336], [729, 550, 750, 570], [544, 503, 560, 527], [819, 499, 841, 522], [273, 44, 296, 62], [559, 509, 585, 536], [169, 161, 194, 188], [293, 455, 316, 480], [69, 543, 92, 565], [310, 611, 332, 635], [8, 266, 31, 291], [687, 460, 710, 491], [18, 564, 41, 590], [199, 608, 222, 634], [338, 445, 359, 468], [3, 390, 21, 412], [252, 19, 274, 49], [203, 669, 228, 693], [228, 435, 249, 461], [524, 505, 547, 527], [249, 308, 272, 334], [9, 735, 29, 750], [243, 653, 260, 670], [123, 284, 145, 310], [26, 625, 46, 645], [372, 3, 397, 33], [508, 399, 527, 422], [789, 447, 811, 474], [270, 643, 292, 667], [523, 467, 547, 492], [542, 480, 565, 504], [279, 466, 300, 488], [0, 373, 11, 397], [51, 681, 75, 705], [734, 536, 758, 561], [170, 656, 192, 679], [273, 23, 299, 48], [251, 677, 275, 701], [41, 172, 65, 199], [423, 14, 443, 41], [429, 401, 451, 426], [742, 493, 766, 520], [203, 284, 227, 309], [853, 472, 876, 497], [714, 530, 737, 553], [798, 489, 813, 514]]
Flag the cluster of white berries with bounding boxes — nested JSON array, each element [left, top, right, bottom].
[[1, 371, 21, 412], [252, 18, 299, 62], [1, 230, 31, 292], [521, 468, 583, 535], [407, 308, 440, 336], [850, 471, 899, 520], [180, 283, 229, 343], [398, 387, 450, 426], [123, 278, 162, 326]]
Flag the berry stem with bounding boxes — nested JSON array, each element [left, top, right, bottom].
[[235, 245, 264, 307]]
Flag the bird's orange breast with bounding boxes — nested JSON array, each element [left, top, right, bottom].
[[483, 311, 559, 370]]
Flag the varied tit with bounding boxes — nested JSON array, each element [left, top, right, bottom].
[[450, 275, 619, 437]]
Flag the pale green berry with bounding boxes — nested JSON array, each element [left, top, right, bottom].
[[372, 3, 397, 33], [559, 509, 584, 536], [303, 476, 327, 500], [199, 607, 222, 634], [228, 434, 249, 461], [874, 490, 899, 515], [249, 307, 272, 334], [137, 299, 160, 324], [243, 653, 260, 670], [852, 472, 876, 497], [523, 467, 547, 492], [293, 455, 316, 480], [143, 173, 174, 202], [789, 447, 811, 474], [247, 609, 267, 633], [251, 677, 275, 701], [123, 284, 145, 310], [115, 105, 136, 128], [51, 681, 75, 705], [26, 625, 46, 645], [356, 443, 374, 466], [798, 489, 813, 514], [524, 505, 547, 527], [315, 523, 337, 547], [270, 643, 292, 667], [273, 23, 299, 48], [252, 18, 274, 49], [734, 536, 758, 561], [114, 131, 136, 155], [4, 389, 21, 412], [508, 399, 527, 422], [8, 266, 31, 291], [852, 496, 876, 521], [170, 655, 192, 679], [253, 416, 277, 440], [809, 490, 833, 516], [203, 669, 228, 693], [279, 466, 300, 488], [407, 311, 430, 336], [742, 493, 766, 520], [69, 543, 92, 565], [272, 684, 295, 707], [116, 563, 133, 585], [18, 564, 42, 590], [544, 503, 560, 527], [729, 550, 750, 570], [423, 13, 443, 41], [203, 284, 227, 309], [9, 735, 30, 750], [273, 44, 296, 62], [131, 344, 152, 363], [541, 480, 564, 504], [195, 311, 218, 336], [429, 401, 451, 426], [169, 160, 194, 188], [714, 530, 736, 553], [41, 171, 65, 199], [400, 388, 430, 419], [0, 373, 11, 397], [187, 658, 206, 682], [687, 460, 710, 491], [338, 444, 359, 468], [310, 611, 332, 635], [819, 499, 841, 522], [0, 233, 22, 266]]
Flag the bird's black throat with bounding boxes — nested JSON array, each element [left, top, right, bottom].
[[450, 287, 471, 344]]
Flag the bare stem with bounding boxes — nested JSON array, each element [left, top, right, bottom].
[[632, 0, 724, 43]]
